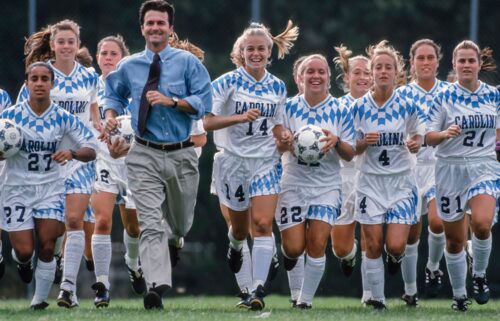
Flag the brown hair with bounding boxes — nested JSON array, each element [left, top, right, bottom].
[[367, 40, 406, 87], [169, 32, 205, 62], [139, 0, 174, 26], [97, 34, 130, 58], [453, 40, 496, 72], [333, 44, 369, 91]]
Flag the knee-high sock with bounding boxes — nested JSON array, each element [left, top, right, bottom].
[[361, 251, 371, 302], [123, 230, 139, 271], [401, 240, 419, 296], [234, 241, 252, 292], [251, 236, 273, 290], [61, 230, 84, 293], [92, 234, 112, 289], [31, 258, 56, 305], [471, 233, 492, 277], [444, 250, 467, 297], [297, 255, 325, 305], [365, 256, 385, 302], [427, 228, 445, 271], [228, 226, 245, 251], [287, 254, 305, 301]]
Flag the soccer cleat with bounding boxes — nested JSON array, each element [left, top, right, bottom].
[[31, 301, 49, 310], [340, 256, 356, 277], [472, 275, 490, 305], [143, 284, 167, 310], [296, 302, 312, 309], [53, 255, 63, 284], [365, 299, 387, 311], [17, 261, 33, 283], [290, 299, 298, 308], [85, 258, 95, 272], [227, 246, 243, 273], [425, 267, 443, 298], [283, 256, 298, 271], [267, 252, 280, 283], [465, 241, 473, 277], [386, 254, 403, 275], [92, 282, 110, 308], [401, 294, 418, 307], [0, 256, 5, 280], [127, 267, 147, 295], [56, 289, 74, 308], [235, 291, 251, 309], [451, 296, 471, 312], [249, 285, 266, 311]]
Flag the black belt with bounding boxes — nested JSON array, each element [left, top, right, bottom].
[[135, 136, 194, 152]]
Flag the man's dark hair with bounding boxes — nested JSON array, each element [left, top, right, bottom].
[[139, 0, 174, 26], [25, 62, 55, 82]]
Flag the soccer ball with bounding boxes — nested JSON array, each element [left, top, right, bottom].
[[110, 115, 134, 144], [293, 125, 326, 164], [0, 119, 23, 158]]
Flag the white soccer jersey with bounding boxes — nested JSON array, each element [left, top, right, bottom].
[[352, 90, 427, 175], [427, 81, 499, 159], [280, 94, 355, 187], [398, 79, 449, 164], [0, 102, 96, 186], [0, 89, 11, 111], [339, 94, 357, 169], [211, 67, 286, 158]]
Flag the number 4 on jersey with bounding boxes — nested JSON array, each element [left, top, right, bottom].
[[246, 119, 268, 136]]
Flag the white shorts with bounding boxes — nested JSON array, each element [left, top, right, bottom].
[[276, 185, 341, 231], [336, 167, 358, 225], [213, 151, 281, 211], [415, 164, 436, 220], [1, 183, 65, 231], [354, 171, 418, 225], [94, 157, 136, 209], [435, 158, 499, 222]]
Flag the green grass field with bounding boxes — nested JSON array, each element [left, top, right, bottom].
[[0, 296, 498, 321]]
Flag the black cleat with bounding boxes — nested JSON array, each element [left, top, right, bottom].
[[56, 289, 73, 309], [296, 302, 312, 309], [472, 275, 490, 305], [85, 258, 95, 272], [425, 267, 443, 298], [283, 256, 298, 271], [249, 285, 266, 311], [401, 294, 418, 307], [127, 267, 146, 295], [143, 284, 168, 310], [290, 299, 297, 308], [365, 299, 387, 311], [386, 254, 403, 275], [452, 296, 471, 312], [235, 291, 251, 309], [267, 252, 279, 283], [92, 282, 110, 308], [53, 255, 63, 284], [31, 301, 49, 310], [227, 246, 243, 273], [0, 256, 5, 280], [17, 261, 33, 283], [340, 256, 356, 277]]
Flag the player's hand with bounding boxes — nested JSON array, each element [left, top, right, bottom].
[[93, 120, 103, 133], [277, 128, 294, 152], [320, 129, 339, 154], [105, 117, 119, 135], [52, 150, 72, 165], [146, 90, 170, 106], [442, 125, 461, 139], [107, 137, 130, 159], [406, 139, 420, 153], [363, 132, 379, 146], [240, 109, 260, 123]]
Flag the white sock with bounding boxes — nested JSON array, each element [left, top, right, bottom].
[[333, 242, 357, 261], [251, 236, 273, 290], [360, 252, 371, 302], [297, 255, 325, 305], [54, 235, 64, 257], [365, 256, 385, 302], [228, 227, 245, 251], [287, 254, 305, 301], [444, 250, 467, 298], [234, 241, 252, 292], [31, 259, 56, 305], [61, 230, 84, 293], [123, 230, 139, 271], [401, 240, 419, 296], [92, 234, 111, 289], [427, 228, 445, 271], [471, 233, 492, 277]]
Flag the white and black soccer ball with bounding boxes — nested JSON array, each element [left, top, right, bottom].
[[0, 119, 23, 158], [110, 115, 134, 144], [293, 124, 326, 164]]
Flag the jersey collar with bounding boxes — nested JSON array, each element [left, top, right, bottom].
[[49, 60, 79, 79]]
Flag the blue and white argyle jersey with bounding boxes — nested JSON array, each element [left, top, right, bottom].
[[427, 81, 499, 159], [65, 161, 96, 195], [0, 101, 96, 186], [386, 186, 419, 224], [0, 88, 11, 112], [17, 61, 98, 130], [338, 93, 355, 109], [211, 67, 286, 158], [352, 90, 427, 175], [398, 79, 449, 164], [281, 94, 355, 188]]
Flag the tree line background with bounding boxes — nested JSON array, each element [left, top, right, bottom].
[[0, 0, 499, 298]]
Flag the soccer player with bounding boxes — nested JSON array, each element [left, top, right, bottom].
[[18, 20, 100, 308], [204, 21, 298, 310], [0, 62, 96, 309], [0, 87, 11, 279], [426, 40, 499, 312], [397, 39, 449, 304], [276, 54, 355, 309], [352, 41, 426, 310]]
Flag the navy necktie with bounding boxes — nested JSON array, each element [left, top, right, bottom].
[[138, 53, 161, 135]]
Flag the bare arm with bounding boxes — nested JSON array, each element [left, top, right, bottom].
[[203, 109, 260, 131], [355, 132, 379, 155], [425, 125, 461, 146]]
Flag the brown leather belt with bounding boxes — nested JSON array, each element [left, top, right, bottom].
[[135, 136, 194, 152]]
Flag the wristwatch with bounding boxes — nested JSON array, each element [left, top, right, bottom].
[[172, 96, 179, 108]]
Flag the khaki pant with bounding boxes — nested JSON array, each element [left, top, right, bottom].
[[126, 141, 199, 288]]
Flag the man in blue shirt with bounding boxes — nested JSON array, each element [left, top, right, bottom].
[[103, 0, 212, 309]]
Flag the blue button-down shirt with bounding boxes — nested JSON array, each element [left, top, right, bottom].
[[103, 45, 212, 143]]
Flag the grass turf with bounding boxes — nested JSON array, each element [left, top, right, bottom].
[[0, 296, 498, 321]]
